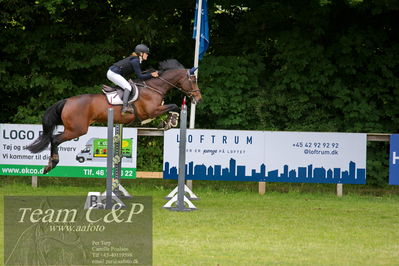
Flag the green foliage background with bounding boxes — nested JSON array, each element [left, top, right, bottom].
[[1, 0, 398, 185]]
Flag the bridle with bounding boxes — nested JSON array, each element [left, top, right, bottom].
[[157, 70, 200, 99]]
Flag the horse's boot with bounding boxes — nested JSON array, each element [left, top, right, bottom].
[[121, 89, 134, 115]]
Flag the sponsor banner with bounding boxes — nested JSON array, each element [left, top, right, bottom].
[[164, 129, 264, 181], [0, 124, 137, 178], [389, 134, 399, 185], [265, 131, 366, 184], [163, 129, 367, 184], [4, 196, 152, 265]]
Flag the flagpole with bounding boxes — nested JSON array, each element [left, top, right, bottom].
[[190, 0, 202, 130], [187, 0, 203, 190]]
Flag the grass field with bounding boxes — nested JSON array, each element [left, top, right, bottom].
[[1, 178, 399, 265]]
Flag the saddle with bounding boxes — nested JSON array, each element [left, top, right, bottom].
[[102, 79, 140, 105]]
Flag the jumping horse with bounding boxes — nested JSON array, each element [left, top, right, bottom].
[[27, 59, 202, 174]]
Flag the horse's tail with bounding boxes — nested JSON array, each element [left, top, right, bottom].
[[27, 99, 67, 153]]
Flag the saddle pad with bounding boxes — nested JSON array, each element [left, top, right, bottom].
[[104, 91, 123, 105], [102, 84, 139, 105]]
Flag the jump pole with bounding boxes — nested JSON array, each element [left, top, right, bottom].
[[105, 108, 114, 209], [113, 122, 131, 197], [105, 107, 132, 209], [163, 97, 198, 211], [176, 97, 188, 210]]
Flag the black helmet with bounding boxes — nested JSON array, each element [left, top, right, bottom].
[[134, 44, 150, 54]]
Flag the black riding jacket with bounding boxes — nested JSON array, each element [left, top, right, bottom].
[[109, 56, 152, 80]]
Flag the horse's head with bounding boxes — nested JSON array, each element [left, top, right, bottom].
[[178, 67, 202, 104], [158, 59, 202, 104]]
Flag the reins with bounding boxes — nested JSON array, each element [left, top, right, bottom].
[[157, 76, 184, 92], [157, 72, 200, 97], [138, 82, 164, 96], [137, 70, 200, 98]]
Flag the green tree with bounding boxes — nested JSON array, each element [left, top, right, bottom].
[[2, 0, 398, 185], [0, 0, 197, 123], [196, 55, 265, 129]]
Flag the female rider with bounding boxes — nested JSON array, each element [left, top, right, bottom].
[[107, 44, 159, 114]]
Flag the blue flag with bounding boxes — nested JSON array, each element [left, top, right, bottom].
[[193, 0, 209, 60]]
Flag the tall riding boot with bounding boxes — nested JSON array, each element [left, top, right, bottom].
[[121, 89, 134, 115]]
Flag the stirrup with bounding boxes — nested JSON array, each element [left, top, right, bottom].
[[121, 106, 134, 115]]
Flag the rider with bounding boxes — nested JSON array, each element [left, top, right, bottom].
[[107, 44, 159, 114]]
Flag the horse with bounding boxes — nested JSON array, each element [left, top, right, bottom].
[[27, 59, 202, 174]]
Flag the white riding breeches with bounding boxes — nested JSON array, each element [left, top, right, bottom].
[[106, 69, 132, 91]]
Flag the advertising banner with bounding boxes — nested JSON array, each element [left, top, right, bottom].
[[0, 124, 137, 178], [389, 134, 399, 185], [163, 129, 367, 184]]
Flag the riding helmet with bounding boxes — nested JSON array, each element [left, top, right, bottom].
[[134, 44, 150, 54]]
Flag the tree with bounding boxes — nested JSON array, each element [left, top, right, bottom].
[[2, 0, 398, 184]]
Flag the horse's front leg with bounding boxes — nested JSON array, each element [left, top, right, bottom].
[[152, 104, 179, 117], [152, 104, 180, 130]]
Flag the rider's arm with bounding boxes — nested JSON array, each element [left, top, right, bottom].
[[130, 58, 153, 80]]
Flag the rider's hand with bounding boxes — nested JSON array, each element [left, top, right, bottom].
[[151, 71, 159, 77]]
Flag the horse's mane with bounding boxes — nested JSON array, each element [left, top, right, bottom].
[[142, 59, 185, 77], [158, 59, 185, 71]]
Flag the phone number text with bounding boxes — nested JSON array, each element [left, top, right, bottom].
[[292, 142, 340, 149]]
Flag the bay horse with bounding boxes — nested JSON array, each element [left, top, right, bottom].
[[27, 59, 202, 174]]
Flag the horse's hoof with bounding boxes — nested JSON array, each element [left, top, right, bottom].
[[43, 158, 57, 174], [158, 120, 172, 130], [168, 112, 179, 127], [159, 112, 179, 130], [157, 121, 166, 129], [43, 165, 51, 174]]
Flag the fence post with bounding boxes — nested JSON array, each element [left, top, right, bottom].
[[258, 182, 266, 195], [32, 176, 38, 188], [336, 183, 343, 197], [186, 180, 193, 190]]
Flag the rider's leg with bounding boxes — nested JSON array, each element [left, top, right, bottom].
[[106, 70, 134, 114], [121, 88, 134, 114]]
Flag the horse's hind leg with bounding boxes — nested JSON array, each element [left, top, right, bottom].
[[43, 126, 88, 174], [43, 133, 62, 174]]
